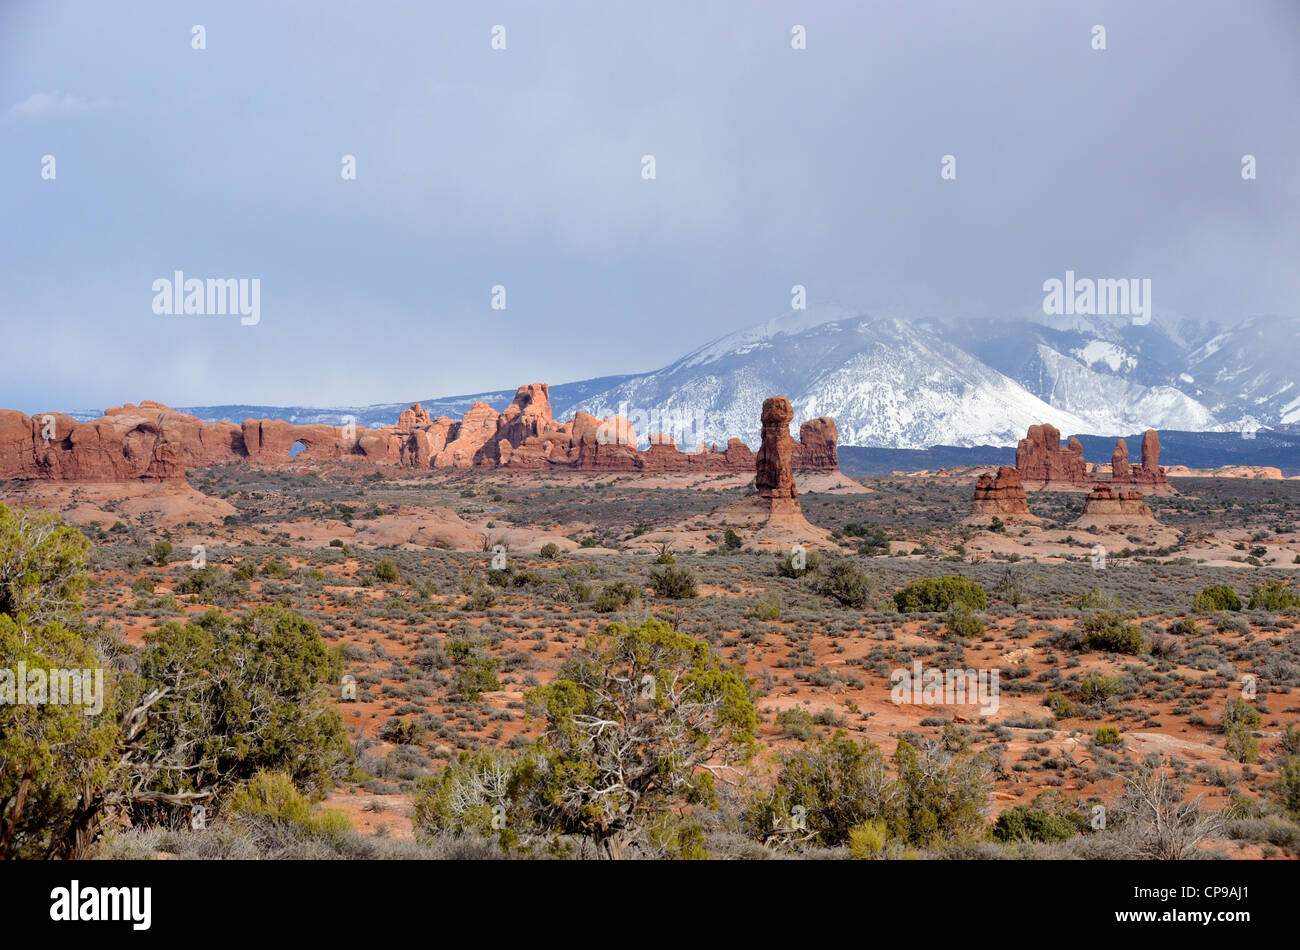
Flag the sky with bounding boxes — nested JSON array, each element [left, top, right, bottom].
[[2, 0, 1298, 413]]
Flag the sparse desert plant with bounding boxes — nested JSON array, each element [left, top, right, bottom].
[[650, 564, 698, 599], [372, 559, 400, 583], [1276, 756, 1300, 820], [447, 635, 501, 701], [538, 542, 560, 560], [1193, 585, 1242, 612], [229, 770, 354, 844], [776, 549, 821, 578], [992, 805, 1077, 843], [1119, 764, 1224, 860], [593, 580, 640, 612], [893, 575, 987, 613], [848, 820, 891, 858], [1248, 580, 1299, 612], [943, 604, 985, 638], [1045, 693, 1083, 720], [1076, 588, 1122, 610], [750, 592, 781, 622], [814, 557, 877, 609], [775, 707, 818, 741], [1093, 725, 1124, 748], [1077, 671, 1124, 705], [1222, 699, 1261, 763], [521, 618, 757, 859], [1078, 612, 1143, 655], [993, 565, 1028, 608]]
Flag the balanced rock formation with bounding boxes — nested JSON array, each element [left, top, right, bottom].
[[1015, 424, 1089, 489], [968, 466, 1038, 523], [1077, 483, 1156, 525], [755, 397, 802, 518], [704, 395, 832, 548]]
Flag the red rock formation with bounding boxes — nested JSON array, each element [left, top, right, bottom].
[[1111, 439, 1130, 478], [969, 466, 1036, 522], [1108, 429, 1172, 493], [755, 396, 801, 517], [0, 404, 214, 482], [0, 384, 840, 481], [1015, 423, 1089, 488], [792, 417, 838, 470], [1078, 483, 1155, 522]]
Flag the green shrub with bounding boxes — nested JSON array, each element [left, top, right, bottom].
[[539, 542, 560, 560], [152, 541, 173, 566], [447, 636, 501, 701], [1222, 698, 1261, 761], [776, 550, 822, 578], [593, 581, 639, 613], [229, 771, 353, 841], [1248, 581, 1299, 612], [1276, 757, 1300, 820], [814, 557, 877, 609], [1225, 724, 1259, 764], [893, 575, 987, 613], [1093, 725, 1123, 747], [776, 708, 818, 741], [1079, 612, 1143, 654], [723, 528, 743, 550], [750, 593, 781, 622], [992, 805, 1077, 843], [1044, 693, 1082, 720], [1167, 618, 1197, 636], [650, 565, 698, 599], [372, 559, 400, 583], [848, 820, 890, 858], [1076, 588, 1122, 610], [1193, 585, 1242, 612], [1077, 671, 1124, 705], [943, 604, 985, 638]]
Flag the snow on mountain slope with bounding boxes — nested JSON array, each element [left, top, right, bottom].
[[134, 308, 1289, 451], [569, 313, 1091, 449], [1029, 344, 1217, 433]]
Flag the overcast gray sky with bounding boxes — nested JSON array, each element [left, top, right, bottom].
[[2, 0, 1297, 412]]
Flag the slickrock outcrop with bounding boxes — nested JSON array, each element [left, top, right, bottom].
[[1077, 483, 1156, 525], [1015, 423, 1089, 489], [0, 382, 841, 482], [968, 466, 1038, 523]]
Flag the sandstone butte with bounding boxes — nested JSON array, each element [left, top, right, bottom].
[[1076, 483, 1157, 525], [1015, 423, 1172, 494], [0, 384, 842, 484], [967, 466, 1038, 523]]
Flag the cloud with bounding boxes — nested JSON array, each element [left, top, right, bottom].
[[9, 91, 111, 118]]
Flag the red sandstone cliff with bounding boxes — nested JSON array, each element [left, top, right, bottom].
[[0, 383, 840, 482]]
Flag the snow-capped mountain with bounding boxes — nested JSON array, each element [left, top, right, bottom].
[[554, 308, 1296, 449], [106, 307, 1293, 450]]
